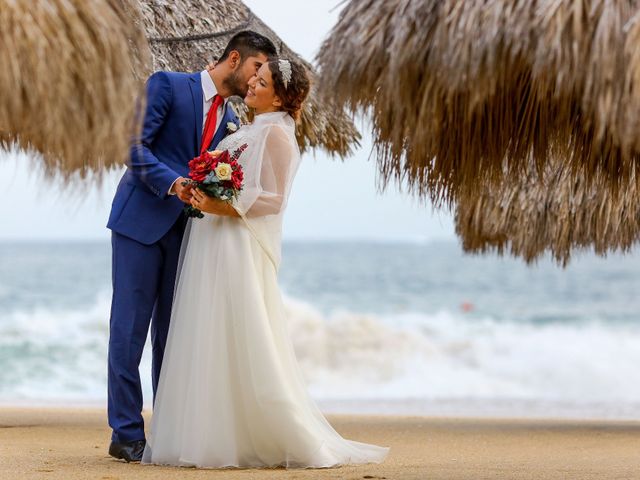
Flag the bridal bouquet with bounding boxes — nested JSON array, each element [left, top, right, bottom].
[[182, 144, 247, 218]]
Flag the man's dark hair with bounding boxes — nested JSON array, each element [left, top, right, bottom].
[[218, 31, 277, 63]]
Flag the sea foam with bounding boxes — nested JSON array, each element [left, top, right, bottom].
[[2, 291, 640, 418]]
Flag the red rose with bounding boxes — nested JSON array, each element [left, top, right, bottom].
[[188, 152, 215, 182], [231, 168, 244, 189], [216, 150, 231, 164]]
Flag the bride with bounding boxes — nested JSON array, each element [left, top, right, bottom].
[[142, 58, 389, 469]]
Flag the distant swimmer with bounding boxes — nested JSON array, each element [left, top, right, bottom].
[[461, 302, 474, 313]]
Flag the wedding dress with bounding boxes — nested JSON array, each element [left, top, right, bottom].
[[142, 111, 388, 468]]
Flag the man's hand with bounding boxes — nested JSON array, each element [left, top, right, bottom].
[[171, 177, 193, 204]]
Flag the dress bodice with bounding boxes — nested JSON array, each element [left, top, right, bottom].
[[217, 125, 253, 155]]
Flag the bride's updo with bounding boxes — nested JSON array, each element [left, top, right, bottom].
[[268, 59, 310, 121]]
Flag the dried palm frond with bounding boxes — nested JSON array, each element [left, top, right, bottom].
[[318, 0, 640, 204], [0, 0, 361, 181], [455, 159, 640, 266], [139, 0, 360, 156], [0, 0, 150, 177]]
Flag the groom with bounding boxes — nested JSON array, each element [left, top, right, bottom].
[[106, 30, 277, 462]]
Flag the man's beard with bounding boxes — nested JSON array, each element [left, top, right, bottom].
[[222, 69, 248, 98]]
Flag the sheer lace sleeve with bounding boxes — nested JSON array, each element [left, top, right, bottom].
[[226, 112, 300, 270], [233, 123, 299, 218]]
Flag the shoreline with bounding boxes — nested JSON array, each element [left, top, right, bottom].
[[2, 407, 640, 479], [3, 398, 640, 422]]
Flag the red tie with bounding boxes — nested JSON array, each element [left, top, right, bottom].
[[200, 94, 224, 154]]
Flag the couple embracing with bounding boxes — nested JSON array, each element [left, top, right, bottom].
[[106, 30, 388, 469]]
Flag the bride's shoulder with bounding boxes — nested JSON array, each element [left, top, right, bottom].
[[257, 115, 296, 138], [244, 116, 292, 138], [227, 113, 296, 155], [251, 111, 294, 128]]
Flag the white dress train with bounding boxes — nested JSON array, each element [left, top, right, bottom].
[[142, 111, 389, 468]]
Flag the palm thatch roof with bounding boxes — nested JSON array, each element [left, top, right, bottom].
[[139, 0, 360, 156], [454, 160, 640, 266], [0, 0, 149, 176], [317, 0, 640, 205], [0, 0, 360, 179]]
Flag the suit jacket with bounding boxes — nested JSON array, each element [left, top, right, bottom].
[[107, 71, 240, 244]]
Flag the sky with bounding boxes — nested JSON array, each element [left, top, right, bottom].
[[0, 0, 455, 243]]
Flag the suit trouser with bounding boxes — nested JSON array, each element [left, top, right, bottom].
[[107, 216, 186, 443]]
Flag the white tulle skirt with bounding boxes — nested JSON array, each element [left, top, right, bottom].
[[142, 215, 389, 468]]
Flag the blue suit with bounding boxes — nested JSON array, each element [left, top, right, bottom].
[[107, 71, 239, 443]]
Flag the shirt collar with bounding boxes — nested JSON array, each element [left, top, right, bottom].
[[200, 70, 225, 104]]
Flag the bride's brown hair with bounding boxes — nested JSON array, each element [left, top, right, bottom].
[[267, 59, 311, 121]]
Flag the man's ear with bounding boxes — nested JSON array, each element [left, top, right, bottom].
[[228, 51, 241, 69]]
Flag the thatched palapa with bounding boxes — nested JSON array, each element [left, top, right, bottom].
[[0, 0, 360, 179], [317, 0, 640, 204], [139, 0, 360, 156], [0, 0, 149, 177], [454, 161, 640, 266]]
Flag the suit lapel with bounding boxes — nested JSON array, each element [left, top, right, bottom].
[[210, 103, 237, 150], [188, 73, 204, 154]]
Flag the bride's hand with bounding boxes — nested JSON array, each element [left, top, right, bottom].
[[190, 189, 219, 214], [206, 61, 217, 71], [191, 189, 239, 217]]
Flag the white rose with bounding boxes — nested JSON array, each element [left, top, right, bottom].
[[215, 162, 232, 181], [227, 122, 238, 132]]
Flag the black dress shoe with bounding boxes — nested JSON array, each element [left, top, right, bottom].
[[108, 439, 146, 463]]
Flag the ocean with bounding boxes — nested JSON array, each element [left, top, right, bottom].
[[2, 240, 640, 419]]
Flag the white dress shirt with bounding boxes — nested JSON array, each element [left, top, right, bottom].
[[169, 71, 227, 195], [200, 70, 227, 133]]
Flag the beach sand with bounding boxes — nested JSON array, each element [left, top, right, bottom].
[[1, 408, 640, 479]]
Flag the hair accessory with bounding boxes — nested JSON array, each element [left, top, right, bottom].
[[278, 59, 292, 89]]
